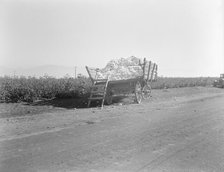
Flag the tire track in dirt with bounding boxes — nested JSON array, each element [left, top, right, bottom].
[[86, 97, 224, 171], [134, 100, 224, 171], [136, 126, 224, 172]]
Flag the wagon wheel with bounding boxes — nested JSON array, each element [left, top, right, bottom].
[[134, 81, 142, 104], [105, 90, 113, 105], [142, 84, 151, 99]]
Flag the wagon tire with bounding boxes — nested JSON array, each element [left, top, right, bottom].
[[142, 84, 151, 99], [134, 81, 142, 104]]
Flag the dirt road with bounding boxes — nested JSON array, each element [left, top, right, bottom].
[[1, 87, 224, 172]]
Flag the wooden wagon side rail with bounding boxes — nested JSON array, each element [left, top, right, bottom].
[[138, 58, 158, 83], [85, 66, 100, 83]]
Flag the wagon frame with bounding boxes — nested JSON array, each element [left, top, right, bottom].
[[86, 58, 158, 108]]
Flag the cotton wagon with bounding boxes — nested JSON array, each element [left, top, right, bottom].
[[86, 57, 158, 108]]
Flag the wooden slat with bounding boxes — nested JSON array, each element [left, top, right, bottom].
[[150, 63, 156, 82], [154, 65, 158, 81], [86, 66, 94, 83], [108, 77, 141, 84], [142, 58, 146, 78], [88, 97, 104, 100], [146, 61, 152, 81], [91, 90, 105, 94], [94, 79, 108, 82]]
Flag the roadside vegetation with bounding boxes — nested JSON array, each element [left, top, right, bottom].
[[0, 75, 216, 103], [150, 77, 215, 89], [0, 75, 91, 103]]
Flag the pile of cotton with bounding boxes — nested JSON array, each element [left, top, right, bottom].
[[97, 56, 144, 80]]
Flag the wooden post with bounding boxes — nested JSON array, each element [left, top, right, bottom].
[[155, 65, 158, 81], [85, 66, 94, 84], [150, 63, 156, 82], [147, 61, 152, 81], [142, 58, 146, 79]]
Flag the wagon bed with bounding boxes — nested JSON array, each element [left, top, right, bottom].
[[86, 58, 158, 108]]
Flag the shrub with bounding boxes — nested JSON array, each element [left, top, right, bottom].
[[0, 75, 91, 103]]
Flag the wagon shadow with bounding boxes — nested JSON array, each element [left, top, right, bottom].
[[30, 98, 89, 109], [29, 96, 131, 109]]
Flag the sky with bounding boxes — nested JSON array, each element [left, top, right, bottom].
[[0, 0, 223, 77]]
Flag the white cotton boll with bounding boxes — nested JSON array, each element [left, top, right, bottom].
[[98, 56, 150, 80]]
